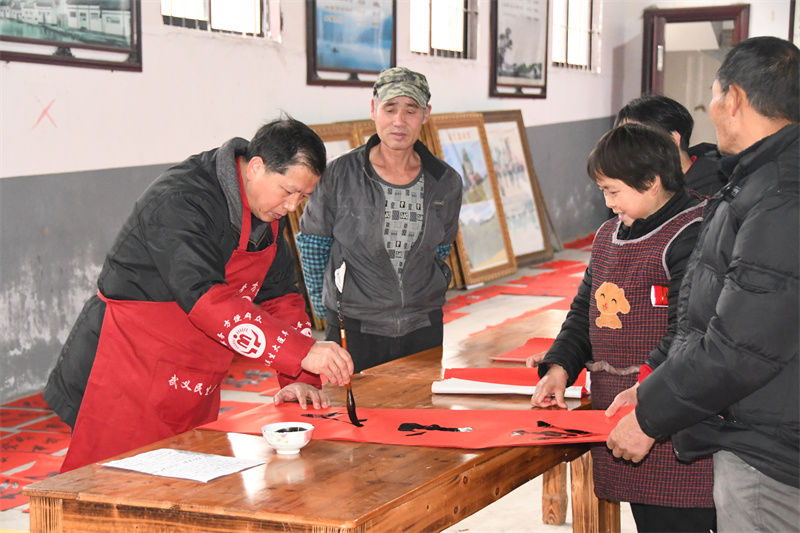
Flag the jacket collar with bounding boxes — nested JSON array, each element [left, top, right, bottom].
[[364, 133, 448, 181], [720, 123, 799, 182]]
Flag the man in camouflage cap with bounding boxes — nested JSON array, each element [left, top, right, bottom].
[[297, 67, 462, 372]]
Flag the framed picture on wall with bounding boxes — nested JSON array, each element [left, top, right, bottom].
[[482, 110, 553, 265], [489, 0, 548, 98], [306, 0, 396, 87], [0, 0, 142, 71], [791, 0, 799, 47], [428, 113, 517, 285]]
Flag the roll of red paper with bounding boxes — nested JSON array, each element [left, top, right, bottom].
[[650, 285, 668, 307]]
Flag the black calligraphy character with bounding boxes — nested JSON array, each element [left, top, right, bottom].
[[300, 411, 367, 425], [397, 422, 473, 437], [511, 421, 597, 440]]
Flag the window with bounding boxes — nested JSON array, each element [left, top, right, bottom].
[[409, 0, 477, 59], [551, 0, 597, 69], [160, 0, 281, 41]]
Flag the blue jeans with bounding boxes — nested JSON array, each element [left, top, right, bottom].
[[713, 450, 800, 532]]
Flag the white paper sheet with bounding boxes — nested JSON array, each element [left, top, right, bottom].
[[431, 378, 583, 398], [102, 448, 264, 483]]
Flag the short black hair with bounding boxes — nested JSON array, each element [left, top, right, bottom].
[[717, 36, 799, 122], [246, 116, 327, 177], [615, 94, 694, 152], [587, 123, 684, 193]]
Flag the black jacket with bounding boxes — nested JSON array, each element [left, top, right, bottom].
[[685, 142, 726, 197], [637, 124, 799, 488], [44, 138, 305, 427]]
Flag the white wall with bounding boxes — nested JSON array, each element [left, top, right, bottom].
[[0, 0, 791, 178]]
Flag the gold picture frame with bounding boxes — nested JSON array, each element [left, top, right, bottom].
[[427, 113, 517, 285], [481, 110, 553, 265]]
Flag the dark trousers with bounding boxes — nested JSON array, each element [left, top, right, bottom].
[[630, 503, 716, 533], [325, 310, 443, 373]]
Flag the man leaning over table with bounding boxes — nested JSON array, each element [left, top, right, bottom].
[[296, 67, 462, 373], [44, 117, 354, 472], [606, 36, 799, 532]]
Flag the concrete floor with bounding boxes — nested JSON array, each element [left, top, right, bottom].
[[0, 245, 637, 533]]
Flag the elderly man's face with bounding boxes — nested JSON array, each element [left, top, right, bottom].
[[371, 96, 430, 152], [709, 80, 735, 154], [243, 158, 319, 223]]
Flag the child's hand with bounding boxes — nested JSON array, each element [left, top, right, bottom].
[[605, 383, 639, 417], [530, 365, 568, 409]]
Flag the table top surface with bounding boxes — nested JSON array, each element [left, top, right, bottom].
[[26, 335, 588, 530]]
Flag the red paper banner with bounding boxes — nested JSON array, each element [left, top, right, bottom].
[[12, 454, 64, 482], [442, 367, 587, 388], [0, 409, 50, 428], [220, 358, 281, 393], [2, 393, 50, 410], [0, 474, 29, 511], [200, 403, 631, 449], [0, 432, 71, 455], [491, 337, 556, 362], [19, 415, 71, 434]]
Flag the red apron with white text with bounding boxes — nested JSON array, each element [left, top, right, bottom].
[[60, 177, 278, 473]]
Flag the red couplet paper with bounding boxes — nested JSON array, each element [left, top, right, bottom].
[[0, 432, 71, 455], [491, 337, 555, 363], [0, 409, 49, 428], [443, 366, 587, 388], [220, 358, 281, 393], [0, 474, 29, 511], [19, 415, 71, 434], [2, 393, 50, 410], [200, 403, 632, 449]]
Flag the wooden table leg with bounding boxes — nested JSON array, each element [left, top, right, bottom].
[[569, 452, 620, 533], [29, 496, 63, 533], [542, 463, 568, 524]]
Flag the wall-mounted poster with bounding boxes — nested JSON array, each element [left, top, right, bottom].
[[429, 113, 516, 285], [307, 0, 396, 87], [0, 0, 142, 71], [490, 0, 548, 98], [482, 110, 553, 264]]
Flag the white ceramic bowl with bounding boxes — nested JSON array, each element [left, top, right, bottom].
[[261, 422, 314, 455]]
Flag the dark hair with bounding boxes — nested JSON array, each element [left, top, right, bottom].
[[615, 94, 694, 152], [717, 36, 799, 122], [587, 123, 684, 193], [246, 116, 327, 177]]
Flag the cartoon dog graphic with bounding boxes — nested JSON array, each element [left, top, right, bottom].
[[595, 281, 630, 329]]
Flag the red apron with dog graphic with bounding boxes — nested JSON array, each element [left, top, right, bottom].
[[60, 172, 291, 473]]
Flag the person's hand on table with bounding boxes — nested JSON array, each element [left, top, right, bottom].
[[273, 382, 330, 409], [525, 352, 546, 367], [301, 340, 353, 386], [605, 382, 639, 417], [530, 364, 568, 409], [606, 409, 655, 462]]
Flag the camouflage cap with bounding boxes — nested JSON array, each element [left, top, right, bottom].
[[373, 67, 431, 108]]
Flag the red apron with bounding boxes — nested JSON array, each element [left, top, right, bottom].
[[61, 173, 281, 473]]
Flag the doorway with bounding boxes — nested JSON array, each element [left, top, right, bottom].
[[642, 5, 749, 145]]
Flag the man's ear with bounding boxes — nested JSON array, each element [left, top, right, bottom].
[[669, 130, 682, 149], [649, 174, 663, 196], [422, 104, 432, 124], [727, 83, 747, 116], [245, 156, 263, 180], [370, 98, 377, 121]]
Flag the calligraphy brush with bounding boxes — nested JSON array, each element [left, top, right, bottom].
[[335, 261, 362, 427]]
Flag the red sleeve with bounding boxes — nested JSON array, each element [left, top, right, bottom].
[[637, 364, 654, 383], [188, 284, 315, 379], [258, 293, 322, 389]]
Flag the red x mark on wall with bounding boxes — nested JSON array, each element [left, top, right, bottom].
[[33, 98, 56, 129]]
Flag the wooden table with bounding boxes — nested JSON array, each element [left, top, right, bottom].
[[26, 345, 618, 532]]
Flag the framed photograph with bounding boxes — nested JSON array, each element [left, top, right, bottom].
[[306, 0, 396, 87], [490, 0, 548, 98], [0, 0, 142, 71], [792, 0, 799, 47], [428, 113, 517, 285], [287, 122, 360, 329], [482, 110, 553, 265]]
